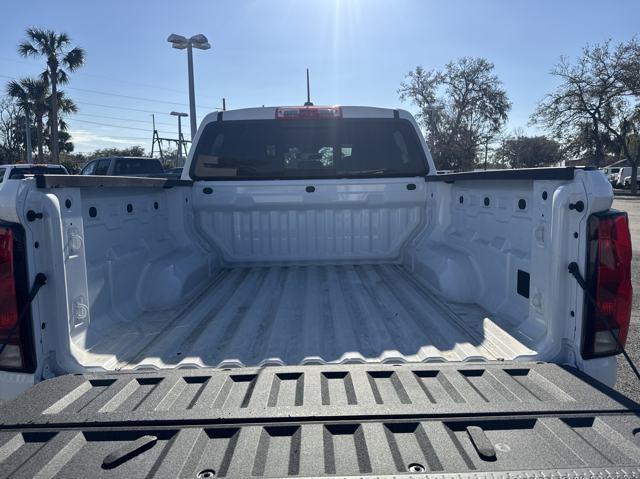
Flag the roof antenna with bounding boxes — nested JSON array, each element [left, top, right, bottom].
[[304, 68, 313, 106]]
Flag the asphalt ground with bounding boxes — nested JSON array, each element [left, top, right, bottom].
[[612, 195, 640, 402]]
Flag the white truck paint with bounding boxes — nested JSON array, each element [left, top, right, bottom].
[[0, 106, 623, 400], [614, 167, 633, 188], [0, 164, 67, 187]]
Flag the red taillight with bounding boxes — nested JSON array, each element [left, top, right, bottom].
[[582, 211, 633, 358], [275, 106, 342, 120], [0, 227, 18, 333], [0, 225, 33, 371]]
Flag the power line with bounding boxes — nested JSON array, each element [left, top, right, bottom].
[[66, 85, 219, 110], [76, 100, 220, 116], [71, 118, 151, 132], [93, 135, 150, 141], [0, 56, 220, 103], [75, 112, 174, 127], [0, 73, 221, 112], [73, 101, 175, 115], [75, 100, 221, 117], [70, 118, 174, 136]]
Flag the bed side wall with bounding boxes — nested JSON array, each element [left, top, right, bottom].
[[408, 177, 590, 361]]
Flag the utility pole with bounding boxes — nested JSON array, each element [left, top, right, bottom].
[[222, 97, 226, 111], [177, 115, 183, 163], [171, 111, 188, 166], [484, 140, 489, 170], [150, 114, 155, 156], [151, 113, 190, 166], [150, 114, 164, 160]]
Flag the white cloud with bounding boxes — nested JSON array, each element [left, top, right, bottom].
[[69, 129, 148, 152]]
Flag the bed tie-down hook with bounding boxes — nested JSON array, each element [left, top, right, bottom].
[[568, 200, 584, 212], [26, 210, 43, 221]]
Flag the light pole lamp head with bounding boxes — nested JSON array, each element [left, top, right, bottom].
[[167, 33, 189, 49], [190, 34, 212, 50], [170, 111, 188, 117]]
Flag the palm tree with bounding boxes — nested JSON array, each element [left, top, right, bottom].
[[57, 130, 74, 155], [6, 78, 48, 161], [45, 119, 74, 156], [45, 91, 77, 156], [51, 91, 78, 117], [18, 28, 85, 164]]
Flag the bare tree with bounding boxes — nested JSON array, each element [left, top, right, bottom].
[[533, 39, 640, 192], [0, 97, 23, 163], [399, 58, 511, 171]]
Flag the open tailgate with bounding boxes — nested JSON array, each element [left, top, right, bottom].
[[1, 362, 639, 478]]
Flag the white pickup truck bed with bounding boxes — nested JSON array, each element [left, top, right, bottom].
[[3, 163, 603, 380], [5, 161, 607, 386], [89, 264, 533, 371], [0, 106, 621, 402]]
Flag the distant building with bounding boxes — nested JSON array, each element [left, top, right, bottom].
[[603, 158, 631, 168], [562, 157, 628, 168]]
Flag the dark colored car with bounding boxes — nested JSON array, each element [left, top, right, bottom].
[[80, 157, 165, 177]]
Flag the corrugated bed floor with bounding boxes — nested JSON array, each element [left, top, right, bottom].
[[87, 264, 535, 369]]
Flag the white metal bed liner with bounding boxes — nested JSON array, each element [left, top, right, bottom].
[[79, 264, 535, 370]]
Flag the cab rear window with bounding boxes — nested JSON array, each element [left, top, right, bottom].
[[113, 159, 163, 175], [191, 118, 428, 180], [9, 166, 67, 179]]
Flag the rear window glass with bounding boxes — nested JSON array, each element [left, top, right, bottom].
[[191, 118, 428, 179], [94, 159, 111, 175], [113, 159, 163, 175], [9, 166, 67, 178]]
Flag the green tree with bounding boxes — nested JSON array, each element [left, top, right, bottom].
[[561, 119, 619, 166], [399, 58, 511, 171], [532, 39, 640, 192], [64, 146, 147, 171], [86, 146, 146, 160], [18, 28, 85, 164], [496, 135, 564, 169], [6, 77, 49, 161], [45, 118, 74, 156]]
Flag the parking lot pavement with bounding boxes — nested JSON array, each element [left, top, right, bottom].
[[612, 196, 640, 402]]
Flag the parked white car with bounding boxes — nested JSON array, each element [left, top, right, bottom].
[[623, 174, 640, 188], [612, 166, 632, 188], [602, 165, 622, 185], [0, 163, 67, 187]]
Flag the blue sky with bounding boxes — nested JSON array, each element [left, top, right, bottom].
[[1, 0, 639, 152]]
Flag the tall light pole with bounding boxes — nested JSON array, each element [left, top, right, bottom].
[[167, 33, 211, 140], [170, 111, 188, 166]]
